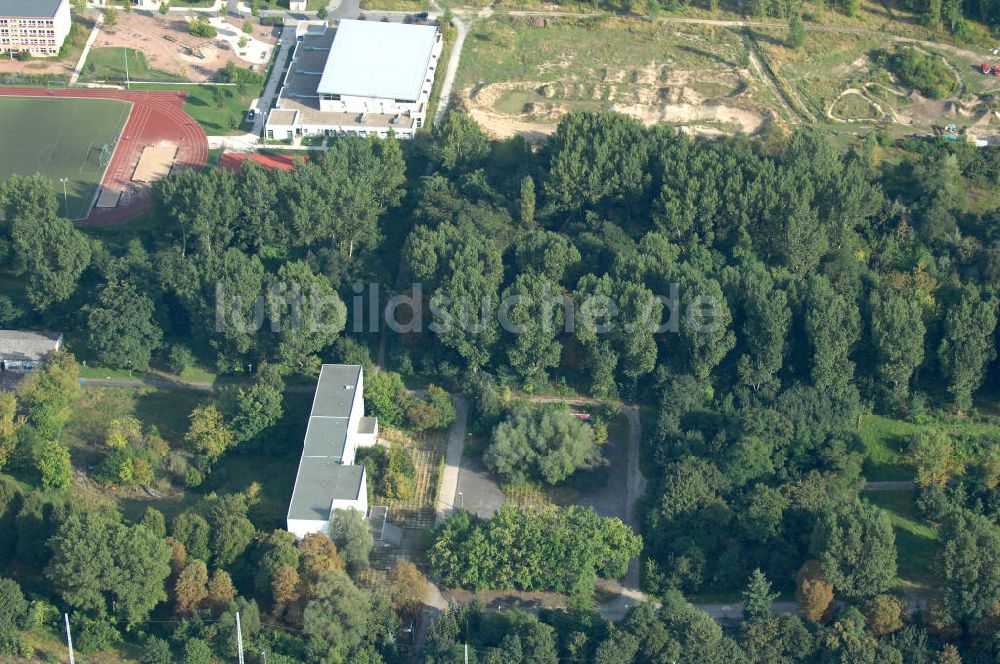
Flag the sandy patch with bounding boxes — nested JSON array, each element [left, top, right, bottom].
[[208, 17, 274, 66], [463, 79, 772, 141], [96, 11, 275, 82]]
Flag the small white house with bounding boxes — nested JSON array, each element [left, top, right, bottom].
[[0, 330, 63, 372], [288, 0, 307, 10], [0, 0, 71, 57], [286, 365, 379, 539]]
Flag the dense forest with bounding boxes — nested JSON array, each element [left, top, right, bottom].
[[0, 109, 999, 661]]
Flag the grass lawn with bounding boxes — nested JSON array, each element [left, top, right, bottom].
[[360, 0, 429, 10], [80, 47, 183, 83], [0, 96, 131, 219], [859, 412, 1000, 481], [866, 489, 938, 589], [132, 82, 259, 135], [60, 385, 311, 529], [456, 16, 748, 100], [424, 21, 455, 127], [859, 414, 918, 480], [830, 91, 880, 119]]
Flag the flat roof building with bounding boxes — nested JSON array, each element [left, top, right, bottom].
[[286, 364, 379, 539], [0, 0, 71, 57], [265, 20, 443, 142], [0, 330, 63, 372], [317, 20, 439, 103]]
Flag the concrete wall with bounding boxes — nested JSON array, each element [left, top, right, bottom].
[[287, 517, 329, 539], [265, 120, 418, 140]]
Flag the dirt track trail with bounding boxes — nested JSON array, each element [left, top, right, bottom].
[[451, 5, 993, 138], [433, 0, 470, 124]]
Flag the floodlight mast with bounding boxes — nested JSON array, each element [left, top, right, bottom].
[[64, 613, 75, 664], [59, 177, 69, 217], [236, 611, 245, 664]]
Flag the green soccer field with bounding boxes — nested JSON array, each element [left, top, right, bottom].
[[0, 96, 132, 219]]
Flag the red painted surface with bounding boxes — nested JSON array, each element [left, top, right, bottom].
[[0, 87, 208, 226], [218, 151, 306, 173]]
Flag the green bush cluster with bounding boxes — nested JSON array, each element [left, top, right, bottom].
[[357, 442, 417, 501], [430, 505, 642, 594], [883, 46, 959, 99]]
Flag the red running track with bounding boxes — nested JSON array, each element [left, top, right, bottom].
[[0, 87, 208, 226]]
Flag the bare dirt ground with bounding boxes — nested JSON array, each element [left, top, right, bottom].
[[97, 12, 276, 82], [462, 72, 773, 141], [0, 49, 76, 75]]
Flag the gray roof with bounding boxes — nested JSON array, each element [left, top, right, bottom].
[[303, 417, 351, 462], [288, 365, 366, 523], [287, 462, 365, 520], [311, 364, 361, 418], [317, 20, 438, 102], [0, 0, 64, 17], [359, 416, 377, 434], [0, 330, 62, 362]]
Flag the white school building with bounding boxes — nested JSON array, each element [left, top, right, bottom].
[[265, 19, 442, 141], [286, 364, 379, 539]]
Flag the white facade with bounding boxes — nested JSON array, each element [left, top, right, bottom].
[[0, 330, 63, 372], [286, 365, 378, 539], [0, 0, 71, 57], [287, 467, 369, 539], [265, 20, 442, 141]]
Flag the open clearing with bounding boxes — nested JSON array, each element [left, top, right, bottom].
[[91, 12, 276, 83], [455, 411, 631, 523], [456, 16, 779, 140], [454, 5, 1000, 142], [754, 26, 1000, 137], [0, 96, 130, 219], [866, 490, 938, 590]]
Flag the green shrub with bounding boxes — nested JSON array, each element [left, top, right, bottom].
[[185, 468, 204, 488], [404, 384, 456, 431], [190, 19, 217, 38], [357, 442, 417, 501], [884, 46, 958, 99], [484, 403, 600, 485], [167, 344, 194, 374]]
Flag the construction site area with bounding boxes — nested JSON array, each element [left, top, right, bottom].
[[455, 13, 1000, 143]]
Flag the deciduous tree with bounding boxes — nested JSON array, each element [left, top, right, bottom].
[[328, 508, 372, 573], [869, 287, 925, 407], [47, 511, 171, 626], [87, 280, 162, 371], [938, 285, 998, 413], [389, 559, 427, 614], [935, 507, 1000, 628], [484, 404, 600, 485], [174, 560, 209, 613], [811, 500, 896, 600], [303, 570, 370, 664], [185, 404, 235, 460]]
